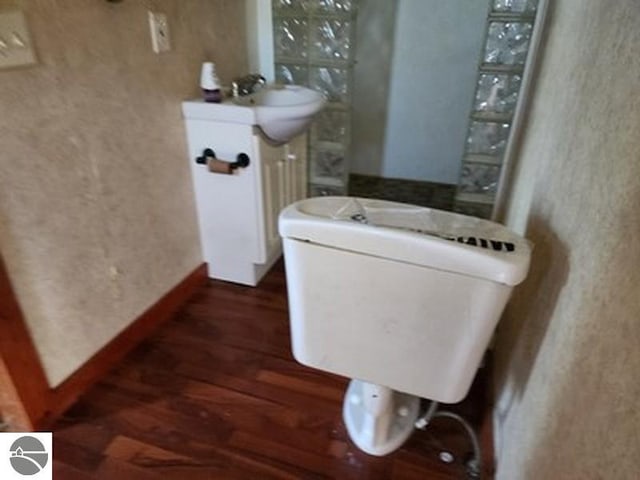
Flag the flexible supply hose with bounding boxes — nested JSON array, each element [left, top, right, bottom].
[[415, 401, 483, 479]]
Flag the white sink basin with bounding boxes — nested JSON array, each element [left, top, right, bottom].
[[182, 85, 326, 144], [233, 85, 326, 143]]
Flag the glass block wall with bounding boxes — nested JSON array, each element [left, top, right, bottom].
[[454, 0, 539, 218], [272, 0, 358, 196]]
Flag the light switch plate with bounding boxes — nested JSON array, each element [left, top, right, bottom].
[[0, 10, 36, 69], [148, 11, 170, 54]]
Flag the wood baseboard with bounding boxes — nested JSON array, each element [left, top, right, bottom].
[[480, 354, 496, 477], [0, 254, 51, 430], [0, 261, 207, 430], [41, 264, 208, 428]]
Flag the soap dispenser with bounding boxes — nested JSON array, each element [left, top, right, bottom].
[[200, 62, 222, 103]]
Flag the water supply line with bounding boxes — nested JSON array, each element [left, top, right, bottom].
[[414, 401, 482, 479]]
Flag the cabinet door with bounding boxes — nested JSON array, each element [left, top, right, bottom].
[[259, 140, 287, 258], [257, 133, 308, 263], [285, 133, 308, 203]]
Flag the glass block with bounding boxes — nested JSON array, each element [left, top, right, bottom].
[[484, 22, 533, 65], [474, 74, 522, 113], [460, 164, 501, 194], [492, 0, 538, 14], [273, 0, 311, 12], [314, 110, 348, 143], [274, 17, 308, 59], [315, 0, 354, 13], [467, 121, 511, 155], [311, 19, 352, 61], [275, 63, 309, 86], [310, 184, 346, 197], [312, 150, 346, 179], [310, 67, 348, 103]]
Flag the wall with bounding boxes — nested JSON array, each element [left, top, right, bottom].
[[349, 0, 397, 178], [0, 0, 247, 387], [381, 0, 489, 183], [494, 0, 640, 478], [245, 0, 274, 82]]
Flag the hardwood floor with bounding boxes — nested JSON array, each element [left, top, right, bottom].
[[53, 261, 492, 479]]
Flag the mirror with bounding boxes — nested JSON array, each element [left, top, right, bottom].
[[349, 0, 491, 212], [249, 0, 546, 219]]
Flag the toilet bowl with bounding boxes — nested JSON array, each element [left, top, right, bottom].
[[278, 197, 531, 456]]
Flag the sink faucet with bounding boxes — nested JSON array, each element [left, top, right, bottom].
[[231, 74, 267, 98]]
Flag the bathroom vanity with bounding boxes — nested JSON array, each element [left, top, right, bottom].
[[183, 98, 311, 286]]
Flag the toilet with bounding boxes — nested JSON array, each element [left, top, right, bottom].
[[278, 196, 531, 456]]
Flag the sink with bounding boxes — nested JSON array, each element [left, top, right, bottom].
[[232, 85, 326, 143], [182, 85, 326, 144]]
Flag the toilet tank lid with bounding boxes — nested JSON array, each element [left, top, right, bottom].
[[278, 197, 532, 286]]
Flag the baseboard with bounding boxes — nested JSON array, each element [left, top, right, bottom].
[[0, 356, 35, 431], [480, 353, 497, 478], [0, 254, 51, 431], [38, 263, 207, 428]]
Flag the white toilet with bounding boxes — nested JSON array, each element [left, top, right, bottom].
[[278, 197, 531, 456]]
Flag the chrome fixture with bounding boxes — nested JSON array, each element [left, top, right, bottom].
[[231, 74, 266, 97]]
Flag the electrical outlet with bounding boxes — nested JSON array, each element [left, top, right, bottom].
[[0, 10, 36, 69], [148, 11, 170, 54]]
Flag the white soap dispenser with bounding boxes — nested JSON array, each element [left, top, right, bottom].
[[200, 62, 222, 103]]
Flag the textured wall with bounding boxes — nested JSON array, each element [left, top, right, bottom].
[[0, 0, 247, 387], [494, 0, 640, 478]]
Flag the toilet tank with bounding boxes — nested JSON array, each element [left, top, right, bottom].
[[279, 197, 532, 403]]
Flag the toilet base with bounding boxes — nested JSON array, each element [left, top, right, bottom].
[[342, 379, 420, 456]]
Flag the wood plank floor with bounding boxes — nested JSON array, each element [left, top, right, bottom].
[[53, 261, 492, 479]]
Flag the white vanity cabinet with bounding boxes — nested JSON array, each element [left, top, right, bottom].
[[260, 133, 307, 260], [182, 101, 308, 286]]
